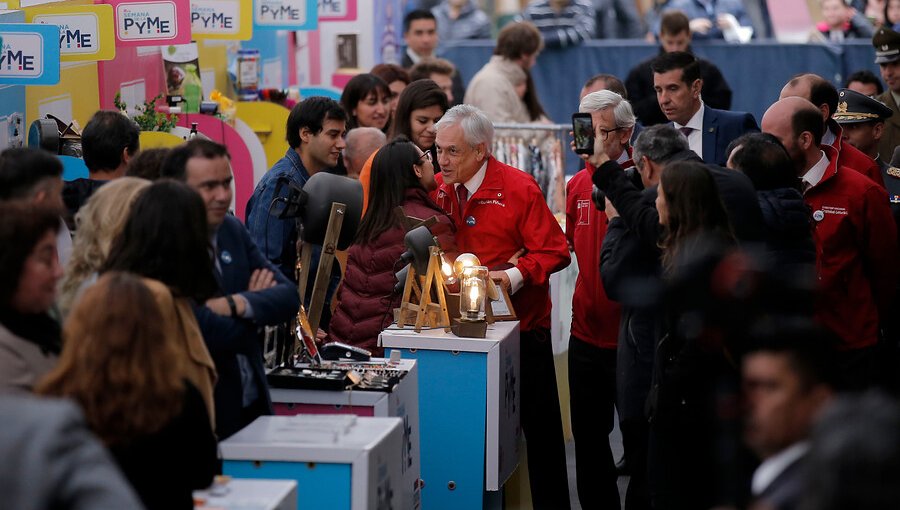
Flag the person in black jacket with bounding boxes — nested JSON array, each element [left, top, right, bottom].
[[726, 132, 816, 299], [625, 10, 732, 127], [591, 124, 763, 509]]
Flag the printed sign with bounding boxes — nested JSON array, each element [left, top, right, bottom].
[[105, 0, 191, 47], [318, 0, 356, 22], [0, 23, 60, 85], [27, 4, 116, 62], [254, 0, 318, 31], [190, 0, 251, 40]]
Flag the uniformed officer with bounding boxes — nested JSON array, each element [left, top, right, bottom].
[[833, 88, 895, 172], [872, 27, 900, 160]]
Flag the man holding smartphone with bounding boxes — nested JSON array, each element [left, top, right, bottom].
[[565, 89, 635, 509]]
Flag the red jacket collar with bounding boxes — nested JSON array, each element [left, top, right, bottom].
[[437, 156, 505, 197], [818, 144, 841, 187]]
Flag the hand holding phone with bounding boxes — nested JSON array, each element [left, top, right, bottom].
[[572, 113, 594, 155]]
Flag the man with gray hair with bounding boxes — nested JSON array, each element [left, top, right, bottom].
[[565, 89, 634, 509], [432, 104, 572, 509], [342, 127, 386, 180]]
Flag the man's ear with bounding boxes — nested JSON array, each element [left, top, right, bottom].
[[873, 122, 885, 142], [819, 104, 830, 123], [475, 143, 486, 162], [691, 78, 703, 98], [299, 126, 311, 144], [798, 131, 815, 151], [122, 147, 133, 164]]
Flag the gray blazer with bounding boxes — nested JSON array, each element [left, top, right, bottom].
[[0, 395, 145, 509], [0, 323, 58, 394]]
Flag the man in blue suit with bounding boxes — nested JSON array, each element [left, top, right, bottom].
[[652, 51, 759, 166], [162, 139, 300, 439]]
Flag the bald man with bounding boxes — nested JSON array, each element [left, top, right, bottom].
[[761, 97, 898, 389], [343, 127, 387, 180], [780, 73, 885, 187]]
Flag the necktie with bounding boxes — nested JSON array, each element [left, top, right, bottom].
[[457, 185, 469, 214], [679, 126, 693, 138], [801, 180, 812, 195]]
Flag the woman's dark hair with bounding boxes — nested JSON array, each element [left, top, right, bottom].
[[0, 202, 61, 307], [340, 73, 391, 132], [659, 161, 735, 271], [102, 180, 217, 301], [726, 133, 798, 191], [522, 71, 547, 121], [390, 79, 449, 145], [356, 137, 424, 243], [125, 147, 171, 181]]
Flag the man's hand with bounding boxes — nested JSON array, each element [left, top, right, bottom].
[[569, 130, 590, 162], [605, 197, 619, 220], [507, 248, 526, 266], [689, 17, 713, 34], [490, 270, 511, 293], [587, 124, 610, 168], [205, 294, 247, 317], [247, 268, 276, 291]]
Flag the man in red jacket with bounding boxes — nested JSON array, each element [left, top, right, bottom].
[[565, 89, 633, 509], [433, 104, 572, 509], [762, 96, 899, 389], [780, 73, 886, 188]]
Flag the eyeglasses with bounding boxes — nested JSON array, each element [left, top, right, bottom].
[[418, 151, 433, 163], [598, 127, 625, 140]]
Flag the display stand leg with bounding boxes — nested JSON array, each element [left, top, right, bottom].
[[307, 203, 346, 334]]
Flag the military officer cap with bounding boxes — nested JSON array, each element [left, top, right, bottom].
[[873, 27, 900, 64], [833, 88, 893, 124]]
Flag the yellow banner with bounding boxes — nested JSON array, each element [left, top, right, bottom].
[[26, 3, 116, 62]]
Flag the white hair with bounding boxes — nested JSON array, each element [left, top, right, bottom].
[[579, 90, 636, 129], [433, 104, 494, 148]]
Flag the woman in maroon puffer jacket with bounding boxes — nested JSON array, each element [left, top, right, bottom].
[[329, 137, 457, 355]]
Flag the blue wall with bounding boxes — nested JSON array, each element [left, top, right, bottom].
[[441, 41, 879, 173]]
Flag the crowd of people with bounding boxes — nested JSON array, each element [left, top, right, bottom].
[[4, 2, 900, 510]]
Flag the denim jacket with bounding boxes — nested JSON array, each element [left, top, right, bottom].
[[245, 148, 341, 329], [246, 148, 309, 279]]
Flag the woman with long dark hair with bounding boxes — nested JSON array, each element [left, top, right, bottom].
[[329, 138, 457, 355], [390, 79, 449, 171], [656, 160, 735, 271], [0, 202, 63, 393], [38, 272, 217, 510], [648, 160, 738, 509], [102, 180, 218, 423], [340, 73, 392, 133]]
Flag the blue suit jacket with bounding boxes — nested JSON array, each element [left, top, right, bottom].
[[194, 214, 299, 439], [700, 106, 759, 166]]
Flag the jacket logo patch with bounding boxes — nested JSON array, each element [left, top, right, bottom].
[[475, 199, 505, 207], [577, 199, 591, 225], [821, 205, 848, 216]]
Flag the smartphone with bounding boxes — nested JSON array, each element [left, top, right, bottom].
[[572, 113, 594, 155]]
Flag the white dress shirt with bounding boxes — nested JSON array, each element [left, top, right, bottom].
[[751, 442, 809, 496], [801, 151, 830, 193], [674, 102, 705, 160]]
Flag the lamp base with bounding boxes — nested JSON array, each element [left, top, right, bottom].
[[451, 318, 487, 338]]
